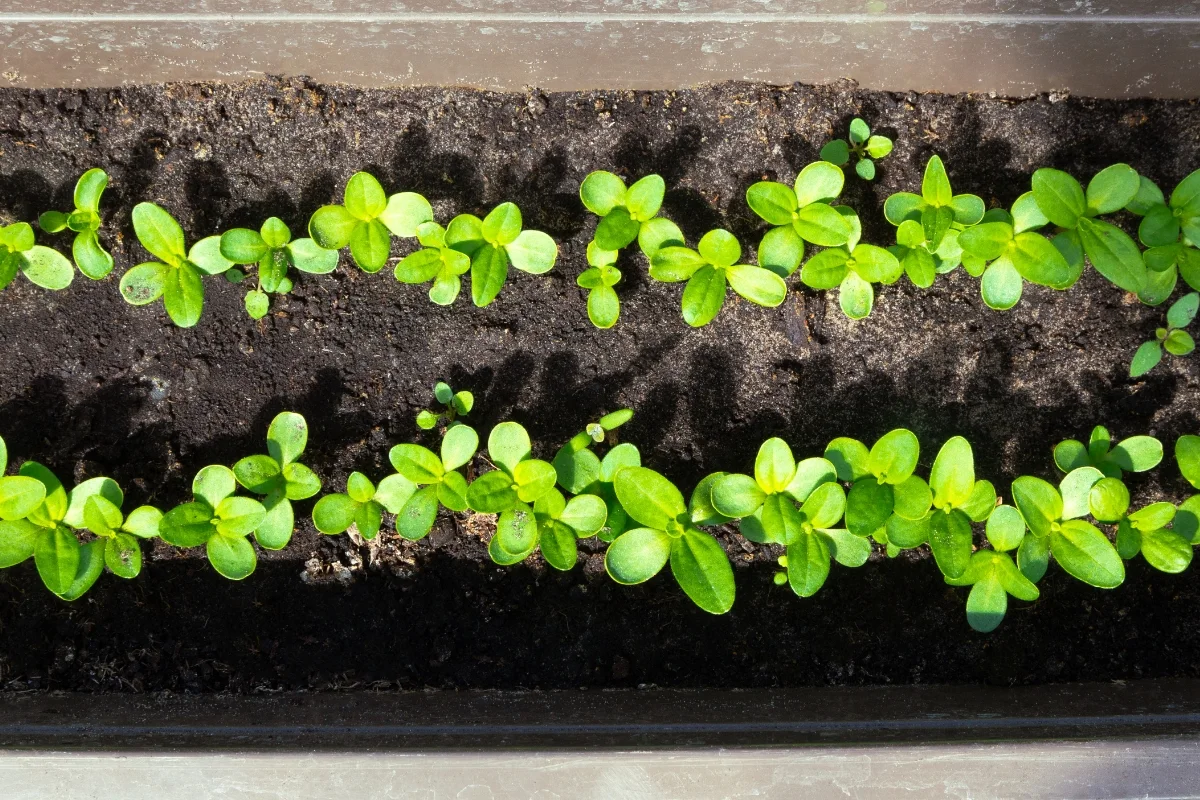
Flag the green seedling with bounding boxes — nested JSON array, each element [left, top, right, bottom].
[[1053, 426, 1163, 479], [604, 466, 736, 614], [394, 221, 471, 305], [577, 242, 623, 329], [231, 412, 322, 550], [442, 203, 558, 307], [490, 485, 608, 570], [710, 439, 865, 598], [579, 171, 667, 257], [832, 430, 926, 538], [746, 161, 853, 277], [649, 229, 787, 327], [1087, 477, 1195, 574], [551, 410, 638, 543], [76, 490, 162, 580], [800, 208, 901, 319], [0, 221, 74, 292], [1011, 466, 1125, 588], [1130, 292, 1197, 377], [945, 504, 1039, 632], [308, 172, 433, 273], [37, 168, 113, 279], [311, 470, 419, 541], [416, 382, 474, 430], [884, 155, 986, 288], [159, 465, 266, 580], [119, 202, 233, 327], [220, 216, 338, 319], [1030, 164, 1147, 295], [1123, 169, 1200, 301], [1179, 435, 1200, 490], [820, 118, 893, 181], [956, 194, 1076, 310], [388, 423, 478, 540]]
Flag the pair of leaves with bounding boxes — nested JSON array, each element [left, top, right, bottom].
[[416, 382, 474, 430], [577, 242, 623, 329], [580, 171, 666, 254], [746, 162, 851, 277], [394, 221, 472, 306], [819, 118, 893, 181], [159, 465, 267, 580], [801, 237, 901, 319], [488, 488, 608, 570], [37, 168, 114, 280], [1053, 426, 1163, 479], [441, 204, 558, 307], [884, 156, 986, 254], [308, 172, 433, 272], [1126, 170, 1200, 299], [312, 470, 421, 541], [1130, 292, 1198, 377], [230, 412, 322, 551], [0, 222, 76, 293], [945, 549, 1040, 633], [388, 423, 479, 540], [220, 216, 338, 319]]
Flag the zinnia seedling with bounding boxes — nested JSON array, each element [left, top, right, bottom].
[[443, 203, 558, 307], [416, 382, 474, 430], [550, 410, 637, 542], [388, 423, 478, 540], [1123, 169, 1200, 302], [1053, 426, 1163, 479], [311, 470, 420, 540], [119, 202, 233, 327], [945, 505, 1039, 633], [220, 216, 338, 319], [1087, 477, 1194, 574], [160, 465, 267, 580], [394, 221, 472, 305], [800, 208, 901, 319], [37, 168, 114, 280], [577, 242, 623, 329], [231, 412, 322, 550], [1129, 292, 1197, 377], [0, 221, 75, 293], [820, 117, 893, 181], [746, 161, 852, 277], [307, 172, 433, 273], [579, 171, 667, 257]]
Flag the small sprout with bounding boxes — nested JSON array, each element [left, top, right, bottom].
[[577, 242, 623, 329], [443, 202, 558, 307], [746, 161, 853, 277], [388, 423, 479, 540], [312, 470, 417, 541], [220, 216, 337, 319], [820, 118, 893, 181], [800, 207, 901, 319], [416, 382, 474, 430], [119, 202, 233, 327], [0, 221, 75, 293], [650, 229, 787, 327], [1123, 169, 1200, 302], [1130, 292, 1197, 377], [579, 171, 668, 259], [231, 412, 323, 550], [37, 168, 114, 280], [1053, 425, 1163, 479], [394, 221, 471, 305], [551, 410, 638, 543], [307, 172, 433, 273], [160, 465, 266, 580]]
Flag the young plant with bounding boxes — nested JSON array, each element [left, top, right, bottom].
[[649, 229, 787, 327], [710, 438, 865, 598], [604, 466, 736, 614], [1053, 426, 1163, 479], [1130, 292, 1197, 377], [579, 171, 666, 257], [443, 203, 558, 307], [944, 505, 1039, 632], [311, 470, 419, 540], [159, 466, 266, 580], [800, 209, 901, 319], [394, 221, 472, 305], [577, 242, 623, 329], [551, 410, 638, 542], [1123, 169, 1200, 299], [1088, 477, 1194, 574], [831, 430, 927, 538], [231, 412, 322, 550], [416, 382, 474, 430], [746, 161, 853, 276], [0, 222, 75, 292], [37, 168, 114, 279], [119, 202, 234, 327], [820, 118, 893, 180], [387, 423, 478, 539], [219, 216, 338, 319], [494, 485, 608, 570], [307, 172, 433, 273], [1030, 164, 1147, 295]]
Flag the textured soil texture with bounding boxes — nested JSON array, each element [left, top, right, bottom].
[[0, 78, 1198, 693]]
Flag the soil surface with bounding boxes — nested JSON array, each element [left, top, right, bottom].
[[0, 78, 1198, 693]]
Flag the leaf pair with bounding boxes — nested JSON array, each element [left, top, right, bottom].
[[1053, 426, 1163, 479], [230, 412, 322, 550], [945, 505, 1039, 632], [820, 118, 893, 181], [0, 222, 75, 293], [394, 221, 472, 305], [220, 216, 337, 319], [1125, 169, 1200, 301], [746, 162, 852, 277], [308, 172, 433, 272], [37, 168, 114, 280], [551, 410, 638, 543], [577, 243, 623, 329], [311, 470, 421, 540], [119, 203, 234, 327], [442, 203, 558, 307], [1083, 477, 1196, 574], [416, 382, 474, 430], [1130, 292, 1197, 377], [388, 424, 478, 540], [159, 466, 267, 580], [801, 209, 901, 319], [580, 171, 666, 255]]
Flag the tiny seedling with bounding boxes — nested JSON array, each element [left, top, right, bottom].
[[443, 203, 558, 307], [944, 504, 1039, 632], [0, 222, 75, 292], [494, 485, 608, 570], [311, 470, 419, 540], [394, 221, 472, 305], [820, 118, 893, 180], [1030, 164, 1147, 295], [800, 208, 901, 319], [388, 423, 478, 539], [1087, 477, 1194, 574], [1053, 426, 1163, 479], [577, 242, 623, 329], [579, 171, 667, 257], [231, 412, 323, 550], [1124, 169, 1200, 301], [649, 229, 787, 327], [551, 410, 638, 541], [603, 466, 736, 614], [159, 465, 266, 580], [119, 202, 233, 327], [746, 161, 853, 276], [416, 382, 474, 430], [1130, 292, 1197, 377], [37, 168, 114, 279], [76, 489, 162, 580], [220, 216, 338, 319], [308, 172, 433, 273]]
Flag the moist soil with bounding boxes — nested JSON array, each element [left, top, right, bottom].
[[0, 78, 1198, 693]]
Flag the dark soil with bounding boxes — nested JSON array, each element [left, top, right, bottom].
[[0, 78, 1198, 693]]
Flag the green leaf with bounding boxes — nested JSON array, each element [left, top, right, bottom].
[[825, 437, 870, 482], [820, 139, 850, 166], [389, 444, 445, 484], [1140, 528, 1193, 573], [1088, 477, 1131, 522], [260, 217, 291, 248], [884, 192, 924, 226], [1130, 341, 1163, 377], [119, 262, 168, 306], [724, 263, 785, 307], [0, 476, 46, 521], [19, 247, 74, 290], [482, 203, 523, 246], [73, 168, 108, 212], [1051, 519, 1125, 588], [754, 438, 796, 495], [159, 501, 216, 548], [746, 182, 798, 226], [206, 530, 257, 580], [560, 494, 608, 535], [615, 467, 687, 531], [800, 482, 846, 529], [986, 505, 1026, 551], [587, 285, 620, 328], [288, 238, 339, 274], [220, 228, 270, 263], [312, 493, 360, 535], [785, 530, 831, 597], [689, 472, 731, 527], [929, 509, 973, 579], [281, 462, 320, 501], [637, 217, 685, 260], [712, 473, 767, 519], [20, 462, 67, 528], [793, 162, 844, 206], [466, 470, 519, 514], [1174, 494, 1200, 544], [1177, 435, 1200, 488], [921, 156, 953, 207], [470, 244, 509, 307], [580, 171, 628, 217], [930, 436, 975, 510], [965, 573, 1008, 633], [343, 172, 387, 220], [756, 225, 805, 278], [849, 244, 901, 284], [1009, 232, 1073, 287], [855, 159, 876, 181], [650, 246, 707, 282], [1012, 476, 1063, 538], [1077, 217, 1146, 293], [1165, 329, 1195, 356], [513, 459, 557, 503], [681, 265, 727, 327], [1139, 205, 1180, 248], [1127, 176, 1166, 216], [962, 479, 998, 522], [488, 422, 532, 475], [800, 248, 850, 290], [867, 429, 919, 484], [0, 519, 37, 567], [958, 222, 1012, 261], [214, 496, 267, 537], [374, 473, 418, 515], [838, 271, 874, 319], [1086, 164, 1140, 215], [396, 485, 439, 540], [441, 424, 479, 472], [980, 259, 1023, 310], [72, 232, 114, 280], [105, 532, 143, 579], [506, 230, 557, 274], [379, 192, 434, 237], [1109, 436, 1163, 473], [1018, 531, 1051, 583], [822, 528, 871, 567], [866, 136, 893, 159], [349, 219, 392, 273], [347, 473, 377, 504], [163, 262, 205, 328], [1032, 168, 1087, 229], [594, 207, 640, 251], [534, 519, 576, 570], [1168, 292, 1200, 328], [783, 457, 837, 503], [231, 454, 283, 496], [38, 210, 69, 234], [1060, 466, 1104, 520], [395, 248, 443, 284], [1170, 168, 1200, 214], [886, 512, 930, 549], [670, 529, 735, 613], [697, 229, 741, 268], [626, 174, 665, 221], [132, 202, 186, 264], [63, 476, 123, 529], [845, 478, 894, 536], [308, 205, 359, 250], [605, 527, 671, 584], [35, 526, 80, 595], [244, 291, 269, 319], [250, 491, 291, 550], [794, 203, 852, 247], [892, 475, 933, 521], [55, 538, 105, 600]]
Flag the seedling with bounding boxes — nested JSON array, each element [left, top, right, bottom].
[[76, 487, 162, 580], [394, 221, 471, 305], [230, 412, 322, 550], [579, 171, 667, 257], [37, 168, 114, 279], [1030, 164, 1147, 295], [603, 466, 736, 614], [388, 423, 478, 539], [119, 202, 233, 327], [832, 430, 926, 537], [311, 470, 419, 540], [746, 162, 853, 276], [159, 465, 266, 580], [945, 505, 1039, 632], [1129, 292, 1197, 377], [492, 486, 608, 570], [443, 203, 558, 306], [800, 208, 901, 319], [0, 222, 74, 292], [307, 172, 433, 273], [1087, 477, 1194, 574], [550, 410, 638, 542], [577, 243, 623, 329], [220, 216, 338, 319], [649, 229, 787, 327], [1123, 169, 1200, 300], [1053, 426, 1163, 479], [820, 118, 893, 180], [416, 382, 474, 430]]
